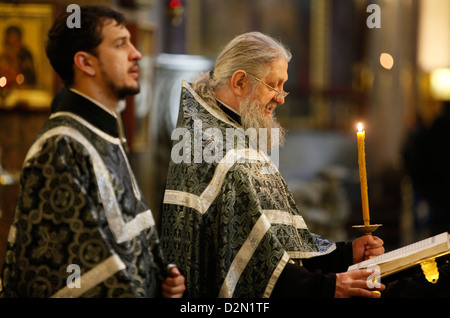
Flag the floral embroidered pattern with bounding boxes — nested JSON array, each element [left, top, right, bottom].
[[161, 82, 335, 298], [1, 114, 164, 298]]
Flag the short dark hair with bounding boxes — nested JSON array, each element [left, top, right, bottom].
[[45, 5, 125, 86]]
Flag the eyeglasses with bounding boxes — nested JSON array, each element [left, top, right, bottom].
[[246, 73, 289, 101]]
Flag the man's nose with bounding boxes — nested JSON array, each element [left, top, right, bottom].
[[275, 94, 285, 105], [130, 44, 142, 61]]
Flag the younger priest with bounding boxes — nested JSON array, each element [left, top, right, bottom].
[[1, 6, 185, 298]]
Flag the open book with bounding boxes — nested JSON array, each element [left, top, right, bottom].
[[348, 232, 450, 278]]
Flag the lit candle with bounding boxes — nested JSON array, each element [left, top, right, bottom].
[[357, 123, 370, 226]]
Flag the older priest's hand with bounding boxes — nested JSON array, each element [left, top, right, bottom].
[[333, 235, 386, 298], [335, 268, 385, 298], [352, 235, 385, 264]]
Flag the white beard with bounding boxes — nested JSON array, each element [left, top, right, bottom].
[[239, 96, 286, 154]]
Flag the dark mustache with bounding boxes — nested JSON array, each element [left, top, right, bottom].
[[128, 62, 139, 72]]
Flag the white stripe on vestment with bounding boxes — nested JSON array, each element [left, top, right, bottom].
[[25, 126, 155, 244], [163, 190, 203, 214], [263, 252, 290, 298], [50, 112, 120, 145], [261, 209, 336, 259], [164, 148, 269, 214], [50, 112, 142, 201], [51, 254, 126, 298], [182, 80, 240, 129], [287, 244, 336, 259], [7, 225, 16, 244], [218, 215, 272, 298], [262, 210, 308, 229]]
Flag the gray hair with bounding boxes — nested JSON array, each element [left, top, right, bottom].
[[192, 32, 292, 106]]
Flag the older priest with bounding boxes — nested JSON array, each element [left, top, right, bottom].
[[161, 32, 385, 298]]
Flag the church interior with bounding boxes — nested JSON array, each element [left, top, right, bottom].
[[0, 0, 449, 280]]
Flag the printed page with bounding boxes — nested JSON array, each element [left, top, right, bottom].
[[348, 232, 449, 271]]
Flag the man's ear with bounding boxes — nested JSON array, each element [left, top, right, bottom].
[[73, 51, 96, 77], [230, 70, 247, 97]]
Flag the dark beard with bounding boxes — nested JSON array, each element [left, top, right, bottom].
[[239, 96, 286, 153], [116, 85, 140, 100], [100, 62, 140, 100]]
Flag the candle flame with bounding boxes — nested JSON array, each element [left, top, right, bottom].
[[357, 123, 363, 132]]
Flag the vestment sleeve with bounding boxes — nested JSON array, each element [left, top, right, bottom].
[[271, 263, 336, 298], [271, 242, 353, 298], [302, 241, 353, 273]]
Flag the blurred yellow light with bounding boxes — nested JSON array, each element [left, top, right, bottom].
[[16, 74, 24, 85], [380, 53, 394, 70], [0, 76, 6, 87], [430, 68, 450, 100], [420, 258, 439, 284]]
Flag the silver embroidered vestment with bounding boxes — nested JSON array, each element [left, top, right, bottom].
[[161, 81, 336, 298], [1, 90, 164, 297]]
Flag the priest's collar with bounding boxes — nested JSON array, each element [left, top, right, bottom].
[[51, 87, 120, 138], [216, 99, 242, 126], [70, 88, 118, 118]]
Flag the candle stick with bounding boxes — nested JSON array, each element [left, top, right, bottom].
[[357, 123, 370, 227], [353, 123, 381, 236]]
